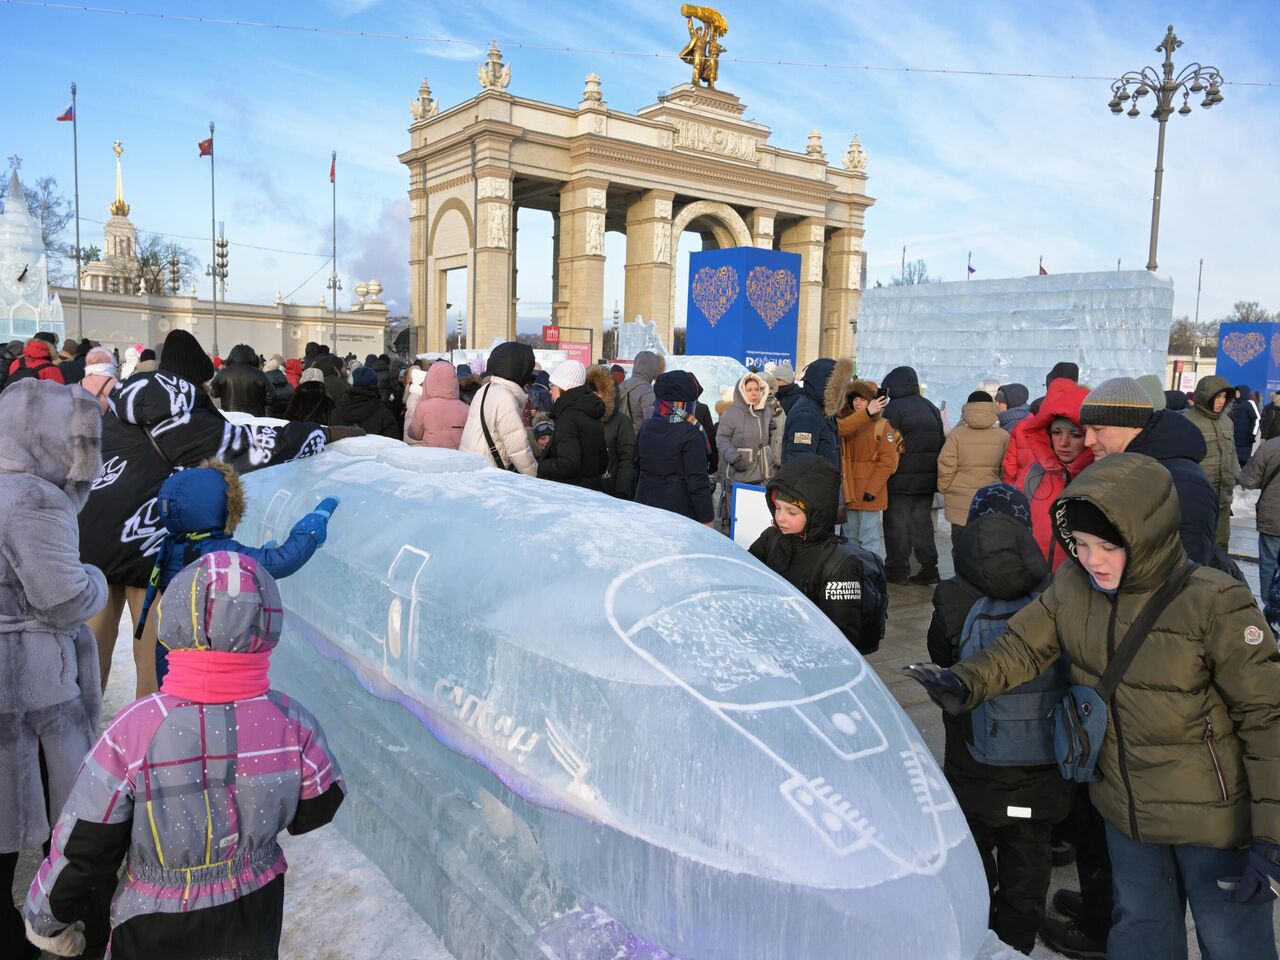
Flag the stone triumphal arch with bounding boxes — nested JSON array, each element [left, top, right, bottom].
[[400, 43, 874, 365]]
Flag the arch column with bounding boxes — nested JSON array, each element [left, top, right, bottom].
[[557, 177, 609, 341], [623, 190, 674, 334], [474, 171, 514, 347], [780, 218, 826, 368], [824, 226, 863, 360]]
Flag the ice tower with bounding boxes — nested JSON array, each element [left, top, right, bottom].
[[0, 162, 64, 343]]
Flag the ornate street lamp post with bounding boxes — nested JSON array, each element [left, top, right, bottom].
[[1109, 25, 1224, 271]]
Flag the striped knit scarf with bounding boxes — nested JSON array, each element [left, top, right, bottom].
[[653, 400, 710, 453]]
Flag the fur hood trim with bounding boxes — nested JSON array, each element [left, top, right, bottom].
[[824, 357, 854, 418], [199, 458, 245, 535], [585, 365, 617, 419]]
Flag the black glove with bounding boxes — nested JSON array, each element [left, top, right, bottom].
[[862, 492, 876, 502], [901, 663, 969, 714], [1219, 840, 1280, 904]]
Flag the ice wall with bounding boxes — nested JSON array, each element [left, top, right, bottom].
[[857, 270, 1174, 416], [240, 440, 992, 960]]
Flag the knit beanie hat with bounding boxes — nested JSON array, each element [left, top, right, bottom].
[[352, 365, 379, 388], [967, 483, 1033, 529], [772, 363, 796, 384], [300, 367, 325, 385], [1046, 362, 1079, 387], [1078, 377, 1154, 429], [1058, 498, 1124, 548], [967, 390, 993, 403], [533, 421, 555, 439], [159, 329, 215, 385], [773, 488, 806, 511], [549, 360, 586, 392], [1136, 374, 1167, 411]]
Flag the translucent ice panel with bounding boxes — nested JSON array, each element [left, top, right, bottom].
[[857, 270, 1175, 416], [242, 441, 989, 959]]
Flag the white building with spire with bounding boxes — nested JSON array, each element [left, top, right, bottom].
[[0, 161, 65, 342], [81, 140, 141, 294]]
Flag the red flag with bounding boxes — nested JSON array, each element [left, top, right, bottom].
[[1039, 264, 1048, 275], [198, 137, 213, 158], [329, 155, 335, 184], [56, 102, 74, 122]]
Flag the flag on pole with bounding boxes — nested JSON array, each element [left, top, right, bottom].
[[1039, 256, 1047, 276], [329, 154, 335, 184], [198, 137, 213, 158], [967, 251, 975, 275], [56, 101, 75, 122]]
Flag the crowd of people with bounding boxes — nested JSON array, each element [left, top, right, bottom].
[[3, 325, 1280, 959]]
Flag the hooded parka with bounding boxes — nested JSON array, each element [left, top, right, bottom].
[[459, 342, 537, 476], [781, 357, 850, 468], [937, 401, 1009, 525], [836, 382, 899, 512], [882, 366, 945, 496], [0, 380, 106, 853], [210, 344, 275, 417], [1187, 375, 1241, 502], [717, 372, 778, 487], [619, 350, 665, 431], [952, 453, 1280, 849], [408, 362, 469, 449]]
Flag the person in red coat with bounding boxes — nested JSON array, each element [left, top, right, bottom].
[[1010, 378, 1094, 570], [6, 337, 65, 385]]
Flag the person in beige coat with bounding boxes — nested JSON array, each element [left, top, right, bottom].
[[937, 391, 1010, 527]]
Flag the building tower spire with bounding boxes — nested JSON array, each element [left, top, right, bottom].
[[109, 139, 129, 217]]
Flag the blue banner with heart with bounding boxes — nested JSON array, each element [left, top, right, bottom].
[[685, 247, 801, 368], [1216, 322, 1280, 397]]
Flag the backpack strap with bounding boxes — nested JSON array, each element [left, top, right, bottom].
[[1095, 561, 1199, 702]]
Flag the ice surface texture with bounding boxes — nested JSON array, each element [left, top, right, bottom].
[[857, 270, 1175, 416], [242, 439, 989, 960]]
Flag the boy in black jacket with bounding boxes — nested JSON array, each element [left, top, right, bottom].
[[748, 454, 886, 655], [926, 483, 1072, 954]]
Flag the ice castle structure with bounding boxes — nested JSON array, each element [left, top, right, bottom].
[[241, 439, 1001, 960], [0, 167, 64, 344], [857, 271, 1174, 415]]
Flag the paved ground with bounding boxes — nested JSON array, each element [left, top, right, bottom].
[[10, 494, 1273, 959]]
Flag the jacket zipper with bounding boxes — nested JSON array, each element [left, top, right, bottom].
[[1204, 718, 1229, 802], [1106, 596, 1142, 841]]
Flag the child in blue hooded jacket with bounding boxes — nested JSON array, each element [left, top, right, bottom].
[[136, 459, 337, 688]]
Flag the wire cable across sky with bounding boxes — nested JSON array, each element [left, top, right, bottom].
[[3, 0, 1275, 87]]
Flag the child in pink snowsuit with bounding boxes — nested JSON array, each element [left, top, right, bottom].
[[24, 551, 344, 959]]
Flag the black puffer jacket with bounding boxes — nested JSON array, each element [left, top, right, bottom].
[[634, 371, 713, 522], [330, 385, 400, 438], [1125, 409, 1218, 565], [210, 344, 275, 417], [265, 368, 293, 418], [749, 454, 879, 654], [537, 384, 609, 490], [883, 366, 944, 496], [927, 513, 1071, 825], [80, 371, 326, 586]]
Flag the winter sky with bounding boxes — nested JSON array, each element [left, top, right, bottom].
[[2, 0, 1276, 332]]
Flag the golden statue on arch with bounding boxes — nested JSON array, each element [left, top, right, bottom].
[[679, 5, 727, 89]]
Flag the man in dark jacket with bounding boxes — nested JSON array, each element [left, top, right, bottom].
[[537, 360, 608, 490], [926, 483, 1071, 953], [264, 357, 293, 418], [1261, 392, 1280, 441], [1233, 385, 1260, 467], [781, 357, 850, 468], [210, 343, 275, 417], [882, 365, 944, 585], [1080, 377, 1218, 565], [331, 366, 400, 438], [587, 365, 636, 498], [773, 362, 802, 416]]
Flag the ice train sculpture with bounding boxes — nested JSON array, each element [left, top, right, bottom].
[[241, 438, 993, 960]]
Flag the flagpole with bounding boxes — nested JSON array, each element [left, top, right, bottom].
[[331, 150, 338, 352], [70, 82, 82, 339], [208, 121, 218, 358]]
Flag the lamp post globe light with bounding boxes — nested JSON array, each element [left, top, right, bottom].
[[1109, 25, 1224, 271]]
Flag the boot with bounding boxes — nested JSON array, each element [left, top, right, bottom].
[[1052, 888, 1083, 922], [908, 566, 940, 585], [1039, 916, 1106, 959], [886, 568, 910, 586]]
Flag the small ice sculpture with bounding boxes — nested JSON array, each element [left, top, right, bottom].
[[857, 270, 1175, 415], [241, 440, 993, 959], [617, 316, 669, 361]]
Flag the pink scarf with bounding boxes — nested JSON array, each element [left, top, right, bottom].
[[162, 650, 272, 703]]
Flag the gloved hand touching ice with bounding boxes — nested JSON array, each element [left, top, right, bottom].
[[901, 663, 969, 715], [290, 497, 340, 546]]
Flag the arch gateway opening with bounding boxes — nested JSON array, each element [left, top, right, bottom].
[[400, 49, 874, 366]]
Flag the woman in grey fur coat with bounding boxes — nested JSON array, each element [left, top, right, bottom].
[[0, 379, 107, 955]]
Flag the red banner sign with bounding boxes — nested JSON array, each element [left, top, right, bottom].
[[542, 325, 560, 345]]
